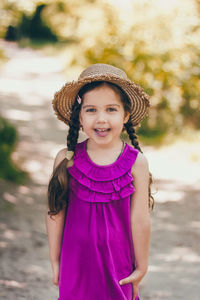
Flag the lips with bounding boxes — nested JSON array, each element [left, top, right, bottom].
[[94, 128, 110, 137]]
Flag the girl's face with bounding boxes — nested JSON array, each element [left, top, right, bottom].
[[79, 85, 130, 146]]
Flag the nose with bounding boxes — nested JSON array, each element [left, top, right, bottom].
[[96, 111, 107, 123]]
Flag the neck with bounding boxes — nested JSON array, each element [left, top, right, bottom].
[[87, 138, 123, 151]]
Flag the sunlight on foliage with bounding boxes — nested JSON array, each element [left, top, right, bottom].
[[1, 0, 200, 143]]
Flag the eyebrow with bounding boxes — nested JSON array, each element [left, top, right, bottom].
[[82, 104, 120, 108]]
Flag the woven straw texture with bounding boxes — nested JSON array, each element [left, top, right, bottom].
[[52, 63, 150, 127]]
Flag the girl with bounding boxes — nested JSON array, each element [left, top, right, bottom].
[[46, 63, 154, 300]]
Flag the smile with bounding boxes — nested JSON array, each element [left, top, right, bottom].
[[95, 128, 110, 132]]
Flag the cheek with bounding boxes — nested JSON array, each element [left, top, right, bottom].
[[80, 114, 94, 127], [81, 112, 125, 127], [79, 112, 83, 124], [80, 112, 90, 125], [111, 114, 125, 124]]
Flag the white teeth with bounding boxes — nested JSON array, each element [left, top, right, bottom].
[[96, 129, 108, 131]]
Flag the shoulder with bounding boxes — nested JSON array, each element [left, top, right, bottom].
[[53, 147, 67, 170], [130, 146, 149, 178]]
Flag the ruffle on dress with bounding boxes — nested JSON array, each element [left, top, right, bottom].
[[67, 139, 139, 203]]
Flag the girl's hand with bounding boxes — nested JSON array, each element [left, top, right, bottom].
[[52, 261, 60, 286], [119, 268, 147, 300]]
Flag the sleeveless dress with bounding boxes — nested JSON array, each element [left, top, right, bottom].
[[58, 138, 140, 300]]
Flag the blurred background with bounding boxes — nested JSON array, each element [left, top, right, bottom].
[[0, 0, 199, 299]]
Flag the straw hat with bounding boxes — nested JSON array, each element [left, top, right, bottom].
[[52, 63, 150, 127]]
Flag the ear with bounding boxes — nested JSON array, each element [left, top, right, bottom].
[[124, 111, 130, 124]]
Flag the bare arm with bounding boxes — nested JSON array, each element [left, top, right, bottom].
[[130, 152, 151, 274], [119, 152, 151, 300], [45, 148, 67, 285]]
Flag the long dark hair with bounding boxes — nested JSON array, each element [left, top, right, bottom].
[[47, 81, 154, 217]]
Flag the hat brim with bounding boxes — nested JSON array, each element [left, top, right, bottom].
[[52, 74, 150, 127]]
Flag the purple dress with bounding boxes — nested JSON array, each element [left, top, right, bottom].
[[58, 138, 140, 300]]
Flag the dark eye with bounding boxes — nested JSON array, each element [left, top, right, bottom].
[[108, 107, 117, 112], [86, 108, 96, 112]]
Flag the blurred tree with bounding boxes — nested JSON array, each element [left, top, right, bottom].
[[4, 3, 58, 42], [0, 0, 22, 38], [5, 25, 18, 41], [1, 0, 200, 143], [178, 47, 200, 129], [0, 117, 27, 183], [66, 1, 200, 142]]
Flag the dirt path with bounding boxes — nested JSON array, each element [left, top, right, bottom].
[[0, 40, 199, 300]]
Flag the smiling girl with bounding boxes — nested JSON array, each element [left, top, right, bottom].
[[46, 63, 154, 300]]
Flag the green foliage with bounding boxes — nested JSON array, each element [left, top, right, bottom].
[[1, 0, 200, 145], [0, 47, 8, 68], [4, 4, 58, 43], [69, 17, 200, 144], [0, 117, 27, 183], [179, 57, 200, 128]]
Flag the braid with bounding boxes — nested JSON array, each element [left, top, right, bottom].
[[124, 119, 154, 211], [124, 119, 143, 153], [47, 98, 81, 217], [67, 100, 81, 152]]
